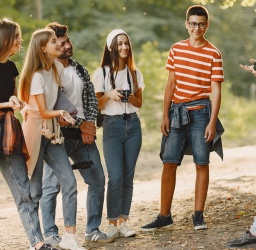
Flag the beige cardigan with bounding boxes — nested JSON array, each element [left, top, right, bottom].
[[21, 109, 62, 176], [21, 110, 43, 176]]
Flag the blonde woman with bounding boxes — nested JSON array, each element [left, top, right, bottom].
[[19, 28, 85, 250]]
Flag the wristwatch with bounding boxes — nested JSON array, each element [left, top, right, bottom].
[[253, 61, 256, 71]]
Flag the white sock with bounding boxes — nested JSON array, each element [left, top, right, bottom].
[[64, 232, 76, 238], [250, 216, 256, 236]]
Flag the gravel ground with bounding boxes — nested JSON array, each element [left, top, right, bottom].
[[1, 146, 256, 250]]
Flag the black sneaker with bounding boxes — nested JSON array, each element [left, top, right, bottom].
[[39, 243, 58, 250], [227, 231, 256, 249], [140, 214, 173, 232], [192, 211, 207, 230]]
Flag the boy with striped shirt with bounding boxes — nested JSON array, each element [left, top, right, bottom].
[[141, 5, 224, 231]]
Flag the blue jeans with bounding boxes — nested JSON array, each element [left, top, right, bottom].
[[30, 136, 77, 228], [0, 149, 44, 246], [103, 113, 142, 220], [40, 139, 105, 235]]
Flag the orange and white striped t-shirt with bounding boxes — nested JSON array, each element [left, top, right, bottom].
[[166, 39, 224, 107]]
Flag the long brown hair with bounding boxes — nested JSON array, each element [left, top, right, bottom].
[[100, 33, 138, 91], [0, 18, 21, 61], [19, 28, 60, 103]]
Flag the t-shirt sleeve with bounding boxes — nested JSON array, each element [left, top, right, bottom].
[[30, 72, 44, 95], [211, 52, 224, 83], [166, 46, 175, 71], [92, 67, 105, 93], [135, 68, 145, 90], [10, 60, 19, 78]]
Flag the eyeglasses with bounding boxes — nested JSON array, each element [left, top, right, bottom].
[[188, 22, 207, 29]]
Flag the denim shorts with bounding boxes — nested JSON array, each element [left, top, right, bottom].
[[162, 106, 211, 166]]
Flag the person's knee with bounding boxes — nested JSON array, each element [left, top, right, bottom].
[[65, 175, 77, 192], [163, 163, 178, 173], [91, 169, 105, 189], [98, 171, 105, 187], [195, 164, 209, 171], [108, 176, 122, 189], [43, 180, 61, 194], [31, 191, 42, 204]]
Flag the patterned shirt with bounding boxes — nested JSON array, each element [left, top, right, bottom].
[[166, 39, 224, 106], [68, 58, 98, 128]]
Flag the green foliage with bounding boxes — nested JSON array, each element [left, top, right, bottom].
[[136, 42, 167, 131], [219, 82, 256, 146]]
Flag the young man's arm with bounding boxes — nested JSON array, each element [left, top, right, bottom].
[[204, 81, 221, 142], [79, 69, 98, 144], [161, 70, 176, 136]]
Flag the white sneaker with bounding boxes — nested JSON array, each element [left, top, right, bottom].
[[118, 222, 136, 237], [29, 246, 35, 250], [106, 224, 119, 238], [59, 232, 86, 250]]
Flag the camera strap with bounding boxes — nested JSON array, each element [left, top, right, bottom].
[[108, 66, 133, 92], [126, 68, 132, 93], [122, 68, 133, 120]]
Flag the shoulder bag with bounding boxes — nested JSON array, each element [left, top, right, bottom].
[[53, 89, 78, 118]]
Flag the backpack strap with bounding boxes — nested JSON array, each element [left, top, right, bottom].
[[102, 67, 106, 90], [102, 67, 106, 79]]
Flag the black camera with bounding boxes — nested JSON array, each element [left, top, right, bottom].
[[117, 90, 131, 103], [72, 160, 93, 170], [253, 61, 256, 71]]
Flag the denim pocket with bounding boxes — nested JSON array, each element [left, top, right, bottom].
[[195, 106, 209, 114], [131, 115, 140, 122], [103, 116, 116, 126]]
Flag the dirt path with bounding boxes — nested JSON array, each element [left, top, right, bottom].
[[0, 146, 256, 249]]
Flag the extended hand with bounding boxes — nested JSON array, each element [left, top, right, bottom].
[[9, 96, 24, 111], [239, 64, 254, 72], [58, 116, 69, 126], [239, 59, 256, 76], [60, 110, 75, 125]]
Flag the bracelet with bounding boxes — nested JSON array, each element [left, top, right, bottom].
[[253, 62, 256, 71]]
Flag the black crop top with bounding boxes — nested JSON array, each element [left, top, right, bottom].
[[0, 60, 19, 112]]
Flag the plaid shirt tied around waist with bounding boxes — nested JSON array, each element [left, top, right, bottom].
[[0, 110, 29, 162], [160, 98, 224, 160]]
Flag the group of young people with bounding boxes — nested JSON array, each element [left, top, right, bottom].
[[0, 13, 143, 250], [0, 4, 255, 250]]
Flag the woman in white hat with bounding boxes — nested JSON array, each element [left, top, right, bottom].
[[92, 29, 144, 238]]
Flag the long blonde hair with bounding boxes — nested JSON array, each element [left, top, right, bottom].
[[19, 28, 60, 103], [0, 18, 21, 61]]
